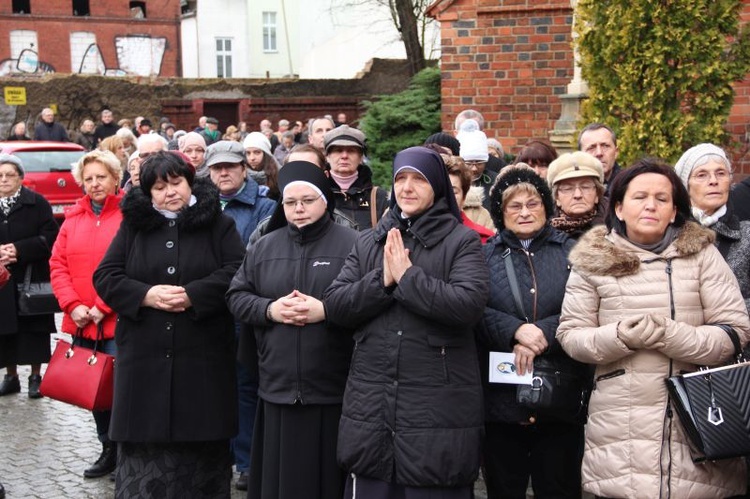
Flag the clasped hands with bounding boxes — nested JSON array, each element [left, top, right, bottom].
[[70, 304, 105, 328], [513, 323, 548, 376], [143, 285, 192, 313], [617, 313, 667, 350], [267, 290, 325, 326], [383, 228, 412, 287]]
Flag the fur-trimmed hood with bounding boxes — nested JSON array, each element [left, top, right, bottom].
[[569, 221, 715, 277], [463, 186, 486, 209], [120, 178, 222, 233]]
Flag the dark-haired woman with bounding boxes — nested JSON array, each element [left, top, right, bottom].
[[515, 139, 558, 181], [557, 158, 750, 498], [93, 152, 245, 498]]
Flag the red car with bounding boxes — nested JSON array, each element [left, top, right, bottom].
[[0, 141, 86, 220]]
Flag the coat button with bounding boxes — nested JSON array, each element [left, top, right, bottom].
[[393, 380, 398, 386], [166, 241, 174, 249], [165, 322, 173, 331], [167, 266, 176, 275], [165, 349, 173, 358], [530, 288, 536, 294], [168, 220, 176, 227], [397, 331, 402, 336]]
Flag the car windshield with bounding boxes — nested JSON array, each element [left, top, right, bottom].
[[13, 151, 84, 172]]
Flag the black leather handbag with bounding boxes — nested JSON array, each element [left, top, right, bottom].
[[16, 265, 61, 316], [666, 325, 750, 462]]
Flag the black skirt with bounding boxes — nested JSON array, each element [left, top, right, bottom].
[[249, 400, 345, 499], [115, 440, 232, 499], [0, 330, 51, 366]]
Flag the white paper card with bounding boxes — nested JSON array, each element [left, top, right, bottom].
[[489, 351, 533, 385]]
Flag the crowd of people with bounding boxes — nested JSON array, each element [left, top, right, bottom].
[[1, 106, 750, 499]]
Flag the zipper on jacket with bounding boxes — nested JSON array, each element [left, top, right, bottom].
[[522, 250, 539, 322], [665, 259, 675, 320], [592, 368, 625, 390], [293, 244, 307, 404], [440, 346, 450, 383]]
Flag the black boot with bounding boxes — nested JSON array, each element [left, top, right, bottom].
[[0, 480, 5, 499], [84, 442, 117, 478], [28, 374, 43, 399], [0, 375, 20, 396]]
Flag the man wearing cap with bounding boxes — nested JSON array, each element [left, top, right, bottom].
[[577, 123, 622, 197], [94, 108, 118, 144], [324, 125, 388, 230], [204, 140, 274, 491], [200, 117, 221, 146]]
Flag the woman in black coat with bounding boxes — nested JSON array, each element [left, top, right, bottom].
[[0, 154, 59, 399], [93, 152, 244, 498], [477, 165, 588, 499], [226, 160, 358, 499], [324, 146, 489, 498]]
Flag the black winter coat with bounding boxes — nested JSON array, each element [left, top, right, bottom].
[[329, 164, 388, 230], [324, 199, 490, 487], [477, 225, 588, 423], [226, 215, 358, 404], [93, 180, 244, 442], [0, 187, 58, 336], [730, 177, 750, 222]]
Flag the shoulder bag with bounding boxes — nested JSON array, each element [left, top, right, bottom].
[[503, 247, 588, 424], [16, 264, 61, 316], [39, 324, 114, 411], [666, 324, 750, 462]]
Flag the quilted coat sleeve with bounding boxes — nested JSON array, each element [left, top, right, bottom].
[[49, 219, 82, 314], [392, 232, 489, 326], [323, 236, 396, 329], [93, 224, 151, 320], [477, 306, 526, 352], [657, 245, 750, 365], [557, 270, 635, 364]]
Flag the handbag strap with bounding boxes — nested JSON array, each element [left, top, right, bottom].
[[714, 324, 744, 362], [502, 247, 529, 323], [23, 265, 33, 290], [370, 186, 378, 229]]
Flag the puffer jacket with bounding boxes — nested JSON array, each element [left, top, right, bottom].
[[50, 193, 123, 340], [478, 225, 587, 423], [557, 222, 750, 499], [324, 198, 489, 487], [226, 215, 358, 404]]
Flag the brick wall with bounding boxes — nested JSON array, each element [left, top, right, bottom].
[[0, 0, 181, 77], [431, 0, 750, 173]]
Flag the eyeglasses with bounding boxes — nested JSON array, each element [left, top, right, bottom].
[[464, 161, 486, 167], [505, 200, 543, 213], [557, 182, 596, 195], [282, 195, 322, 208], [0, 173, 19, 180], [690, 169, 731, 183]]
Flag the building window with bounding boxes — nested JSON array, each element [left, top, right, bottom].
[[216, 38, 233, 78], [73, 0, 90, 16], [12, 0, 31, 14], [70, 32, 102, 74], [10, 30, 37, 59], [130, 1, 146, 18], [262, 12, 277, 52]]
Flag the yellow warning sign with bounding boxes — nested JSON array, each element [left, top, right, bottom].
[[4, 87, 26, 106]]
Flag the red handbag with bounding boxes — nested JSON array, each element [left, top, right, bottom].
[[40, 324, 115, 411], [0, 265, 9, 288]]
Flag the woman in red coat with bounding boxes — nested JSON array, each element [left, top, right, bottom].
[[50, 149, 123, 479]]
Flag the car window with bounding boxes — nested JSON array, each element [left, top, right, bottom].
[[13, 151, 84, 172]]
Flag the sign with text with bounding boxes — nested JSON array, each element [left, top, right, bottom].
[[4, 87, 26, 105]]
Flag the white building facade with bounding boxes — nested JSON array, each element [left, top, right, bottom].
[[181, 0, 439, 79]]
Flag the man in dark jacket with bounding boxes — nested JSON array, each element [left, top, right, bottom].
[[324, 125, 388, 230], [578, 123, 621, 197], [730, 177, 750, 221], [33, 108, 69, 142], [93, 108, 118, 145]]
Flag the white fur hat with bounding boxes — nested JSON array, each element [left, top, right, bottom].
[[457, 119, 489, 162]]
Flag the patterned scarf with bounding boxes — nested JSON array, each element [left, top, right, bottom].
[[549, 208, 598, 234], [0, 187, 21, 217]]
